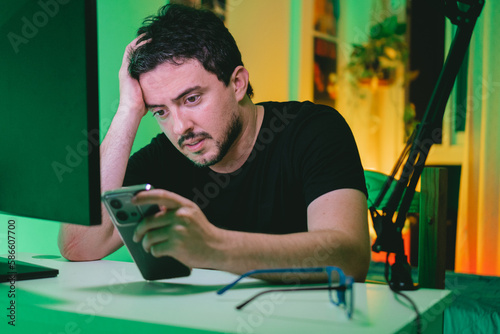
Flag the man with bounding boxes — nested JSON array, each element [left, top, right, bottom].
[[58, 4, 370, 282]]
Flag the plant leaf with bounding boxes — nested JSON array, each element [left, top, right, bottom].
[[395, 23, 407, 35]]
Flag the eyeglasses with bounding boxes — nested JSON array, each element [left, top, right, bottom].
[[217, 266, 354, 319]]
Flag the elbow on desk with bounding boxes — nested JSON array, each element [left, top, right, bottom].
[[352, 253, 370, 283], [344, 242, 371, 283], [58, 228, 105, 262], [59, 239, 103, 262]]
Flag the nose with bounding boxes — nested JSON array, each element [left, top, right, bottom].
[[172, 109, 194, 136]]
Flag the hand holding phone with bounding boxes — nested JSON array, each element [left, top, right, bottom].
[[102, 184, 191, 280]]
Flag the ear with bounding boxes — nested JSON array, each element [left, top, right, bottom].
[[230, 66, 249, 102]]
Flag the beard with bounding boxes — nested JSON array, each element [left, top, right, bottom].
[[183, 112, 243, 168]]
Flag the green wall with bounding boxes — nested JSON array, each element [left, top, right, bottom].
[[98, 0, 166, 152]]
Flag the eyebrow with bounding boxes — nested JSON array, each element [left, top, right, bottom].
[[173, 85, 201, 102], [145, 103, 165, 110], [145, 85, 202, 110]]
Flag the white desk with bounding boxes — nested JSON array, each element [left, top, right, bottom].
[[1, 253, 451, 334]]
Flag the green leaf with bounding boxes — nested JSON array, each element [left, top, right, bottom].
[[395, 23, 407, 35], [383, 16, 398, 35], [370, 23, 384, 39]]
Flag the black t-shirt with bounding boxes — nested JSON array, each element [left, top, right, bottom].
[[123, 101, 367, 234]]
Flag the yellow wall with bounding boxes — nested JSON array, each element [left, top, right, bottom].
[[226, 1, 409, 174], [226, 0, 291, 103]]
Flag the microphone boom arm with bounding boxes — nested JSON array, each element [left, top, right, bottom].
[[370, 0, 484, 290]]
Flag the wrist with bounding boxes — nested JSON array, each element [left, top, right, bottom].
[[116, 104, 146, 119], [100, 107, 142, 155], [203, 226, 233, 270]]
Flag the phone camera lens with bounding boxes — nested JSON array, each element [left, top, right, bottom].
[[116, 211, 128, 222], [110, 199, 122, 209]]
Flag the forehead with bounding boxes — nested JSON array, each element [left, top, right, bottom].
[[139, 59, 226, 106], [140, 59, 215, 89]]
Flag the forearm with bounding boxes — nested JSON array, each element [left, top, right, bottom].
[[100, 107, 142, 192], [58, 108, 142, 261], [131, 187, 371, 282], [59, 36, 154, 261], [210, 229, 370, 283]]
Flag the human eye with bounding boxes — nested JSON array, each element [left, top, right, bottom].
[[185, 94, 200, 105], [152, 109, 168, 119]]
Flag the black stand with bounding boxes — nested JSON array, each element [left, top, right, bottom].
[[370, 0, 484, 291]]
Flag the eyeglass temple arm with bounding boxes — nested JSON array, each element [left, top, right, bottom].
[[236, 286, 346, 310], [217, 271, 255, 295], [217, 267, 345, 295]]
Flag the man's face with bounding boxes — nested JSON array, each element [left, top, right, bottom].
[[140, 59, 242, 167]]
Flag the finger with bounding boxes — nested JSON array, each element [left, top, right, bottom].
[[132, 189, 192, 209], [141, 226, 171, 254], [129, 36, 150, 53], [135, 33, 150, 46], [122, 34, 150, 65], [150, 238, 174, 258], [129, 33, 148, 48], [133, 210, 174, 243]]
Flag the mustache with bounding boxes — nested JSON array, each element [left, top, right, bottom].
[[178, 131, 212, 147]]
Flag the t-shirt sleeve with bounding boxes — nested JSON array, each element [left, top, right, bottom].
[[292, 105, 367, 206]]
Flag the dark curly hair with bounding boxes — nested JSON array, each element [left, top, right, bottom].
[[129, 4, 253, 98]]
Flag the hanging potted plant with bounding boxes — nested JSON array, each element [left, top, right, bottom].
[[347, 16, 409, 87]]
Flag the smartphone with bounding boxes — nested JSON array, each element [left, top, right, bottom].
[[102, 184, 191, 280]]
